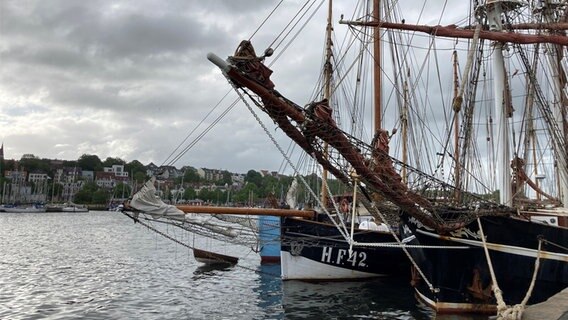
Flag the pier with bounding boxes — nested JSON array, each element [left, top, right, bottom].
[[522, 287, 568, 320]]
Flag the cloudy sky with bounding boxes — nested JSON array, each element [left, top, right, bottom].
[[0, 0, 464, 174]]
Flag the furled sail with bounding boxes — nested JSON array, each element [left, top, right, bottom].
[[128, 177, 238, 237]]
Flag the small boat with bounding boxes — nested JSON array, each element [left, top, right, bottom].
[[61, 203, 89, 213], [3, 205, 46, 213], [193, 248, 239, 266]]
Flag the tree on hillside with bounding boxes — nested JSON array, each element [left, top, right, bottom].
[[125, 160, 146, 181], [92, 189, 111, 204], [233, 182, 259, 204], [102, 157, 125, 167], [19, 158, 52, 175], [113, 182, 132, 198], [245, 170, 262, 188], [62, 160, 77, 167], [183, 167, 200, 183], [77, 154, 103, 171], [220, 170, 232, 186], [74, 181, 98, 203], [133, 172, 147, 184], [183, 188, 197, 200]]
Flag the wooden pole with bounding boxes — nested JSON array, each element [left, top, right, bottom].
[[175, 205, 315, 219]]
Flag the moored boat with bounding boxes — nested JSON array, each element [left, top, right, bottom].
[[207, 0, 568, 316], [3, 205, 46, 213], [193, 248, 239, 266], [61, 203, 89, 213], [281, 215, 408, 280]]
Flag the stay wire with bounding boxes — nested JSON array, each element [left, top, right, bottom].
[[166, 98, 240, 167], [161, 0, 318, 168], [160, 89, 233, 167], [121, 211, 281, 278], [249, 0, 285, 42]]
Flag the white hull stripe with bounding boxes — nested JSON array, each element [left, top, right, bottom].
[[417, 229, 568, 262], [280, 251, 383, 280]]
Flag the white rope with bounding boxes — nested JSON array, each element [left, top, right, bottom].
[[477, 218, 544, 320]]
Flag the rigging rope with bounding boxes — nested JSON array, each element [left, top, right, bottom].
[[249, 0, 284, 42], [121, 211, 281, 278], [477, 217, 544, 320], [228, 78, 352, 243]]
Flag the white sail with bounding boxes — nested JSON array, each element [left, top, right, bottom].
[[129, 177, 237, 237]]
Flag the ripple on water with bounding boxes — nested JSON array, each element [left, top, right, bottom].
[[0, 211, 485, 320]]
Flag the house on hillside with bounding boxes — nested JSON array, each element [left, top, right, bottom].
[[95, 170, 128, 190], [146, 162, 159, 177], [104, 164, 128, 178]]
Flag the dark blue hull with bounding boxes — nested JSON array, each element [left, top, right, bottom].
[[400, 214, 568, 313]]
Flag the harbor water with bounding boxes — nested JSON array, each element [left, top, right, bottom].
[[0, 211, 489, 319]]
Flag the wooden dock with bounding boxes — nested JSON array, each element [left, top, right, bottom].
[[522, 287, 568, 320]]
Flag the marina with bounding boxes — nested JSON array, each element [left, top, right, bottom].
[[1, 0, 567, 319]]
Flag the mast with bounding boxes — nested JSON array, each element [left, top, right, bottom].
[[452, 50, 461, 202], [320, 0, 333, 207], [373, 0, 382, 131], [542, 1, 568, 207], [401, 68, 409, 183], [486, 1, 513, 205]]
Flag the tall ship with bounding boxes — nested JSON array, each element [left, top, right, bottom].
[[207, 0, 568, 316]]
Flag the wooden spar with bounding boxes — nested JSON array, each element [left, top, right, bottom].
[[452, 50, 461, 202], [320, 0, 333, 208], [373, 0, 381, 131], [225, 67, 306, 123], [175, 205, 315, 218], [509, 22, 568, 30], [339, 20, 568, 46]]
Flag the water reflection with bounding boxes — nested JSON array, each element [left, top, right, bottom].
[[280, 276, 429, 319]]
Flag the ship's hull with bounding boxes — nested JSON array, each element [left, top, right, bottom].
[[400, 214, 568, 314], [281, 216, 409, 280]]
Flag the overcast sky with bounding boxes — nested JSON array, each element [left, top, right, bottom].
[[0, 0, 466, 174]]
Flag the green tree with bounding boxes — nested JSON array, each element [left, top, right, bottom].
[[183, 167, 201, 183], [102, 157, 125, 167], [73, 181, 99, 203], [62, 160, 78, 167], [183, 188, 197, 200], [197, 188, 214, 202], [245, 170, 262, 188], [233, 182, 259, 204], [77, 154, 103, 171], [219, 170, 232, 186], [19, 158, 51, 175], [92, 189, 110, 204], [113, 182, 132, 198], [133, 172, 147, 184], [125, 160, 147, 183]]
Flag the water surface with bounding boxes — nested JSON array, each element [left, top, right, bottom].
[[0, 211, 488, 319]]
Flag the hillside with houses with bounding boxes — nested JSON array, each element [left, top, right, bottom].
[[0, 147, 317, 208]]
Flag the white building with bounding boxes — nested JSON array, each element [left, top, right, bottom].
[[103, 165, 129, 178]]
